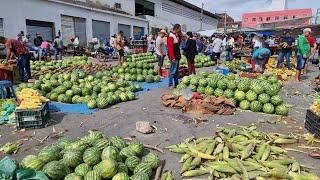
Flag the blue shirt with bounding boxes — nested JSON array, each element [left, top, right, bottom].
[[280, 36, 295, 51], [197, 40, 204, 53], [252, 48, 271, 62]]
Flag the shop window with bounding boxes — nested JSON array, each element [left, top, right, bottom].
[[293, 15, 297, 19], [284, 15, 288, 20], [266, 17, 271, 21], [252, 18, 256, 22], [275, 16, 279, 20], [259, 17, 263, 21], [244, 18, 248, 22]]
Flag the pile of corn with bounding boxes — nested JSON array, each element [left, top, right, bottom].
[[311, 94, 320, 116], [165, 126, 319, 179], [265, 57, 296, 81], [17, 88, 49, 110]]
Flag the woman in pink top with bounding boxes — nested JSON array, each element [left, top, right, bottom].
[[40, 40, 50, 61]]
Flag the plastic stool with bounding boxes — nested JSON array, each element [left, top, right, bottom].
[[0, 80, 16, 99]]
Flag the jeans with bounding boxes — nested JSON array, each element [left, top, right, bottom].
[[55, 48, 62, 60], [276, 50, 291, 69], [18, 54, 32, 82], [226, 50, 233, 61], [296, 55, 307, 70], [169, 59, 180, 86]]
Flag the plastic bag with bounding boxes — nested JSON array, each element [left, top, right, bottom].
[[0, 156, 17, 179], [16, 169, 49, 180]]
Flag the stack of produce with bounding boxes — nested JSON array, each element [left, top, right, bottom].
[[112, 62, 161, 83], [126, 52, 157, 63], [31, 56, 90, 71], [311, 94, 320, 116], [166, 125, 319, 179], [174, 71, 289, 115], [225, 58, 250, 72], [16, 71, 141, 109], [19, 131, 161, 180], [16, 88, 50, 110], [164, 54, 214, 68], [0, 61, 13, 71], [265, 57, 296, 81], [0, 98, 17, 124]]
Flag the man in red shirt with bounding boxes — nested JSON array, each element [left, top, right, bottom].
[[0, 36, 31, 82], [303, 28, 317, 74], [167, 24, 182, 89]]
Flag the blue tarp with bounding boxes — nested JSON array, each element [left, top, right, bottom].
[[48, 78, 169, 115], [259, 31, 276, 36]]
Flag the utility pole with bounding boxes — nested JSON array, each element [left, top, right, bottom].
[[315, 8, 320, 24], [224, 11, 227, 33], [200, 3, 204, 31]]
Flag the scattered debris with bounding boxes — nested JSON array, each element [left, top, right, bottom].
[[154, 160, 165, 180], [136, 121, 156, 134]]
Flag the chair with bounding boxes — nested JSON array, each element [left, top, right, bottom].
[[0, 80, 16, 99]]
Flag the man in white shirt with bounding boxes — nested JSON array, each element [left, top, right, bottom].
[[109, 35, 117, 58], [252, 34, 264, 51], [155, 30, 167, 77], [211, 34, 223, 65]]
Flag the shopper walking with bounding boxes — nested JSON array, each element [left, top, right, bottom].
[[0, 36, 31, 82], [23, 34, 34, 50], [295, 28, 311, 82], [16, 33, 23, 43], [276, 31, 295, 69], [117, 31, 125, 66], [184, 32, 197, 75], [303, 28, 317, 74], [33, 33, 43, 59], [225, 36, 234, 61], [211, 34, 223, 65], [167, 24, 182, 89], [155, 29, 167, 77], [252, 34, 264, 51], [251, 47, 271, 73], [197, 36, 204, 53], [54, 36, 63, 60]]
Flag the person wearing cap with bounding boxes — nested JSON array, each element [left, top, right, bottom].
[[155, 29, 167, 77], [276, 31, 295, 69], [303, 28, 317, 75], [252, 47, 271, 73], [0, 36, 31, 82], [295, 28, 311, 82], [183, 32, 197, 75]]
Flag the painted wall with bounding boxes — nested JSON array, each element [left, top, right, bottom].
[[242, 8, 312, 27], [0, 0, 147, 45]]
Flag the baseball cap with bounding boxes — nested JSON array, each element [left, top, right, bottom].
[[159, 29, 167, 35], [303, 28, 312, 33], [258, 49, 267, 59], [283, 31, 290, 35]]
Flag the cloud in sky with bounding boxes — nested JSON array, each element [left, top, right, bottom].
[[186, 0, 319, 20]]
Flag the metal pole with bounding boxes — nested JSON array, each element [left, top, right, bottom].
[[224, 11, 227, 33], [315, 8, 320, 24], [200, 3, 204, 31]]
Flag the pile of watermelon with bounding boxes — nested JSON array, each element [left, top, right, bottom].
[[15, 71, 142, 109], [164, 54, 214, 68], [19, 131, 160, 180], [110, 62, 161, 83], [126, 52, 157, 63], [30, 56, 90, 71], [174, 71, 289, 115]]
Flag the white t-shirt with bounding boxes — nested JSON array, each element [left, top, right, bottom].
[[253, 39, 263, 48], [155, 36, 167, 56], [213, 38, 223, 53]]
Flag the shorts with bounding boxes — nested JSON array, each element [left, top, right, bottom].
[[296, 55, 307, 70], [118, 49, 124, 57], [41, 48, 48, 55], [211, 52, 221, 61], [157, 54, 164, 67]]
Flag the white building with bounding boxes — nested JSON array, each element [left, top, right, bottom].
[[0, 0, 219, 46], [270, 0, 288, 11]]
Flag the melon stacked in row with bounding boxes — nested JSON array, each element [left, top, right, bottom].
[[126, 52, 157, 63], [20, 131, 160, 180], [174, 71, 289, 115], [15, 71, 142, 109]]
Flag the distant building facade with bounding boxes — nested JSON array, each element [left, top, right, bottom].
[[216, 13, 241, 33]]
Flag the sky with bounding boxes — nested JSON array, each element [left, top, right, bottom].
[[186, 0, 320, 21]]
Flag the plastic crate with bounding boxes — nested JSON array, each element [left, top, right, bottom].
[[15, 103, 50, 130], [305, 110, 320, 138], [162, 68, 186, 78], [0, 68, 12, 81]]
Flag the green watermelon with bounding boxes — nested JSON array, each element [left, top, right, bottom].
[[94, 138, 111, 151], [270, 95, 283, 106], [126, 92, 136, 101], [223, 89, 234, 99], [258, 93, 270, 104], [196, 86, 205, 95], [75, 163, 92, 176], [227, 80, 237, 91], [198, 79, 208, 87], [64, 173, 83, 180], [110, 136, 127, 150], [229, 98, 237, 106], [154, 76, 161, 82], [199, 70, 209, 78], [250, 83, 264, 95], [128, 141, 144, 156], [263, 103, 275, 114], [83, 147, 101, 166], [84, 170, 101, 180], [119, 147, 136, 160], [204, 86, 215, 96], [134, 84, 142, 91], [21, 155, 44, 171], [181, 76, 190, 85], [50, 93, 59, 101], [226, 73, 236, 80], [42, 161, 67, 180], [268, 75, 279, 83], [125, 156, 141, 171], [214, 88, 224, 97], [250, 101, 263, 112], [239, 100, 251, 110], [131, 172, 149, 180], [265, 85, 280, 96], [62, 150, 83, 168], [101, 146, 119, 161], [117, 162, 129, 173], [190, 77, 199, 86], [143, 153, 160, 169], [119, 93, 129, 102], [94, 159, 118, 178], [246, 90, 258, 102], [217, 79, 228, 90], [112, 172, 130, 180], [134, 163, 152, 177], [237, 81, 250, 92], [87, 99, 97, 109], [97, 98, 108, 109], [275, 104, 289, 115], [37, 145, 60, 163], [57, 138, 71, 150], [234, 90, 246, 101]]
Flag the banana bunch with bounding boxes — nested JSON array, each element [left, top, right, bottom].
[[311, 96, 320, 116], [266, 58, 297, 81], [17, 88, 50, 110], [165, 126, 319, 179], [161, 171, 175, 180], [281, 42, 289, 48]]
